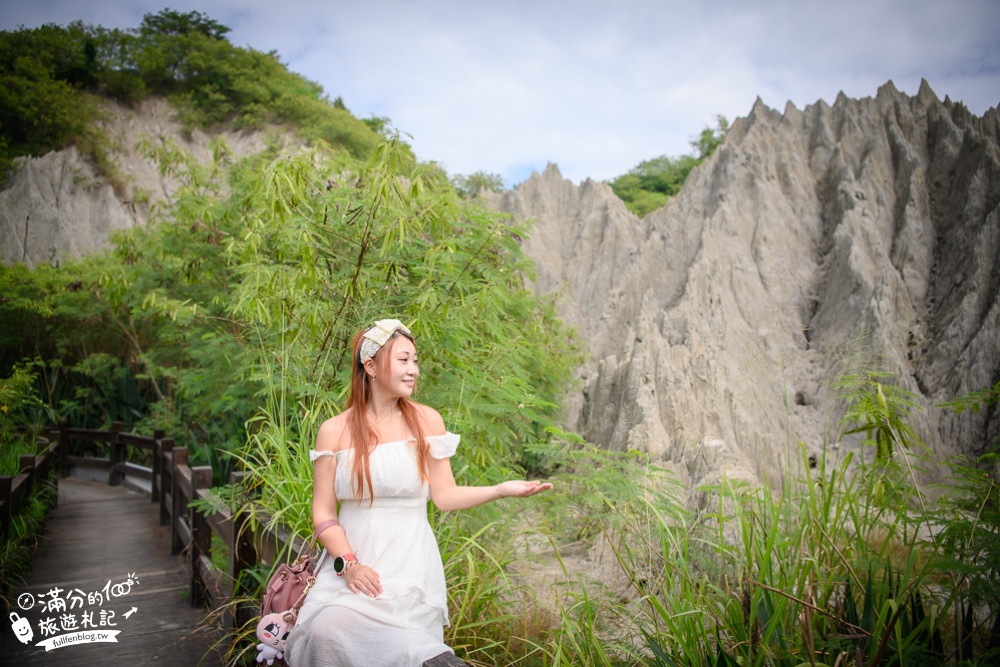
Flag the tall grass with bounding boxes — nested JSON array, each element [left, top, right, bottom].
[[524, 383, 999, 666]]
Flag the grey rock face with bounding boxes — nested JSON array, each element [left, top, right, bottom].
[[0, 147, 135, 267], [494, 80, 1000, 490], [0, 98, 289, 267]]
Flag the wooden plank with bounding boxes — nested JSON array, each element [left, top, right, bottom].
[[159, 438, 174, 525], [150, 434, 163, 504], [176, 464, 193, 501], [120, 462, 153, 481], [109, 422, 124, 485], [122, 475, 151, 498], [190, 466, 213, 607], [162, 490, 173, 520], [118, 433, 155, 449], [62, 428, 114, 444], [197, 554, 230, 604], [67, 455, 110, 469], [10, 471, 30, 506], [176, 516, 193, 551], [0, 475, 10, 540], [35, 447, 54, 479], [230, 508, 257, 633], [1, 478, 224, 665], [254, 519, 310, 566]]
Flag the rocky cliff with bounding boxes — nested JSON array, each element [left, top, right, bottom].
[[0, 98, 291, 267], [493, 80, 1000, 490]]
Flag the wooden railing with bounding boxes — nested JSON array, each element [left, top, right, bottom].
[[2, 422, 469, 666], [1, 422, 300, 634], [0, 433, 60, 542]]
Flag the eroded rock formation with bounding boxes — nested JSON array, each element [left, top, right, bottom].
[[0, 98, 291, 267], [494, 80, 1000, 490]]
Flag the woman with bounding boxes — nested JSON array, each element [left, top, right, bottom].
[[285, 319, 552, 666]]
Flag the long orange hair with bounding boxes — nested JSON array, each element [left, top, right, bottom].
[[345, 327, 430, 501]]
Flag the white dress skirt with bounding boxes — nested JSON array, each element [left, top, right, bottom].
[[285, 433, 460, 667]]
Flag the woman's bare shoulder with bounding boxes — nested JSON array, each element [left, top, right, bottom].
[[411, 402, 446, 435], [315, 411, 352, 453]]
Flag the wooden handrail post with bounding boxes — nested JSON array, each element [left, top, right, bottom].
[[230, 471, 257, 632], [0, 475, 11, 543], [42, 432, 60, 509], [170, 447, 188, 555], [160, 437, 175, 525], [19, 454, 36, 498], [57, 420, 68, 475], [190, 465, 213, 607], [109, 421, 124, 486], [151, 428, 165, 504]]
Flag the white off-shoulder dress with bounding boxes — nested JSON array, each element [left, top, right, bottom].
[[284, 433, 460, 667]]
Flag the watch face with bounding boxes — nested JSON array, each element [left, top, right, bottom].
[[333, 556, 346, 574]]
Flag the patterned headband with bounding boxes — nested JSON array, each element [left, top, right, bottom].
[[359, 319, 411, 362]]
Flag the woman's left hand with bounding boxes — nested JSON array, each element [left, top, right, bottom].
[[496, 480, 553, 499]]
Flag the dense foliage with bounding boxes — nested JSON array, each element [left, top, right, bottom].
[[0, 9, 384, 177], [0, 362, 57, 604], [609, 115, 729, 217], [0, 128, 577, 468]]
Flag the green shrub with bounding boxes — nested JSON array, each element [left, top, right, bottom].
[[0, 9, 383, 180], [608, 116, 728, 218], [0, 362, 58, 606]]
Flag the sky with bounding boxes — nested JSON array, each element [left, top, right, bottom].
[[2, 1, 998, 187]]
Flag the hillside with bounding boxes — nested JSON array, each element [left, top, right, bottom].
[[492, 80, 1000, 491], [0, 11, 383, 266], [0, 97, 302, 266]]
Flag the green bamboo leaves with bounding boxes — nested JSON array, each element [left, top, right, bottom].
[[837, 371, 923, 464]]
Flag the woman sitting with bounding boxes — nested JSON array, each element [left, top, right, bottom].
[[285, 319, 551, 667]]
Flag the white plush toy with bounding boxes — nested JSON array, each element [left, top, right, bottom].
[[256, 612, 293, 665]]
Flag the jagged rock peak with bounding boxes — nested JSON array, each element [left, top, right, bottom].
[[495, 82, 1000, 494]]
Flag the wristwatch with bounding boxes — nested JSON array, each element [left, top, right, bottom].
[[333, 553, 358, 577]]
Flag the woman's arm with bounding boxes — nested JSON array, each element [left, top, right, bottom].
[[419, 403, 552, 511], [427, 455, 552, 511], [312, 418, 382, 597]]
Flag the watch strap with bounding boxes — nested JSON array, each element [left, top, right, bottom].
[[334, 553, 358, 576]]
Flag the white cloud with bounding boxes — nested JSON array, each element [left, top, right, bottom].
[[2, 0, 998, 186]]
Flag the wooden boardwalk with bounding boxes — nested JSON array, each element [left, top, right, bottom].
[[2, 478, 225, 666]]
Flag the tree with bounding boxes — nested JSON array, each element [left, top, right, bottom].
[[608, 115, 729, 217], [362, 114, 392, 137], [691, 115, 730, 159], [451, 170, 504, 198], [0, 12, 385, 173], [139, 9, 230, 40]]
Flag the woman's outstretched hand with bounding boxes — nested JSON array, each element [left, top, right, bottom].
[[344, 563, 382, 598], [496, 480, 553, 499]]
